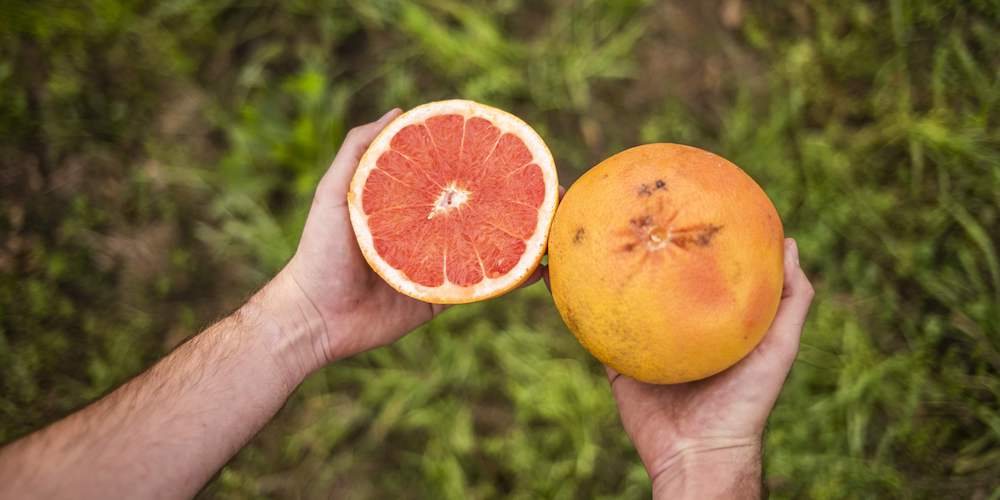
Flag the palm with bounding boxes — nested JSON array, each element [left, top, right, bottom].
[[281, 108, 544, 363], [610, 334, 789, 474], [299, 200, 445, 336]]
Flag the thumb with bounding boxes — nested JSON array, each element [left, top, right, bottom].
[[319, 108, 403, 199], [605, 365, 624, 387], [757, 238, 815, 365]]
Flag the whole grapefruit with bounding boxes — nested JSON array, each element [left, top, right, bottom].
[[548, 143, 784, 384]]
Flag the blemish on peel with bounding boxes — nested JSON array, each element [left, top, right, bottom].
[[618, 213, 723, 255], [630, 215, 654, 229], [622, 215, 666, 252], [573, 227, 586, 244], [669, 224, 723, 249], [636, 179, 668, 197]]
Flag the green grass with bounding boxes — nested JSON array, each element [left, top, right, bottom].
[[2, 0, 999, 498]]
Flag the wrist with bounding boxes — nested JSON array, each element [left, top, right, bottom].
[[238, 271, 331, 387], [650, 437, 762, 500]]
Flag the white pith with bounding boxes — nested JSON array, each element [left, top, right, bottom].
[[348, 100, 559, 304], [427, 182, 471, 220]]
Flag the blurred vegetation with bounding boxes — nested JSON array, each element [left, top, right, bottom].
[[1, 0, 999, 498]]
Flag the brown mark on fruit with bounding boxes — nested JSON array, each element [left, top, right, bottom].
[[637, 179, 668, 197], [617, 209, 723, 256], [618, 215, 654, 252], [573, 227, 586, 244], [669, 224, 723, 249], [631, 215, 654, 229]]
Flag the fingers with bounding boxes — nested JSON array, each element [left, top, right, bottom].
[[319, 108, 403, 197], [605, 365, 621, 385], [540, 185, 566, 293], [758, 238, 815, 364], [518, 266, 545, 288]]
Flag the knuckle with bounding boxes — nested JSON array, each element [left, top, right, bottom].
[[795, 269, 815, 297], [345, 125, 370, 142]]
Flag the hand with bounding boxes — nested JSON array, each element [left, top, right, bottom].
[[255, 109, 441, 378], [0, 112, 449, 497], [260, 109, 545, 380], [0, 109, 536, 499], [603, 238, 814, 498]]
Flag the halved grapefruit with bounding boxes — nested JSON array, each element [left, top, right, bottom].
[[348, 100, 559, 304]]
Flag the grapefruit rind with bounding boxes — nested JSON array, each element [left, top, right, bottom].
[[547, 143, 784, 384], [348, 99, 558, 304]]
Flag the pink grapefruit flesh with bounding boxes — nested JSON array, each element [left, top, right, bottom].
[[348, 100, 558, 304]]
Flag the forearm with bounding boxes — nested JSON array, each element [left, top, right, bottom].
[[0, 274, 321, 499], [650, 439, 762, 500]]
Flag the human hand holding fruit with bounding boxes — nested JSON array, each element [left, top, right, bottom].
[[315, 107, 813, 500], [543, 143, 813, 498], [290, 103, 812, 499], [605, 238, 813, 499], [0, 102, 809, 500], [273, 102, 554, 378], [269, 107, 447, 377]]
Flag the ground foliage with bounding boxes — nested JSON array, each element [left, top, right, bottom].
[[1, 1, 999, 498]]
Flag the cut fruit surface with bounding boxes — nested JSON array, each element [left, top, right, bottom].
[[348, 100, 558, 304]]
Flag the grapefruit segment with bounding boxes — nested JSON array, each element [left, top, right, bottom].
[[348, 100, 558, 304], [361, 169, 432, 214], [459, 117, 501, 167], [425, 114, 464, 181], [496, 163, 546, 207], [390, 125, 446, 187]]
